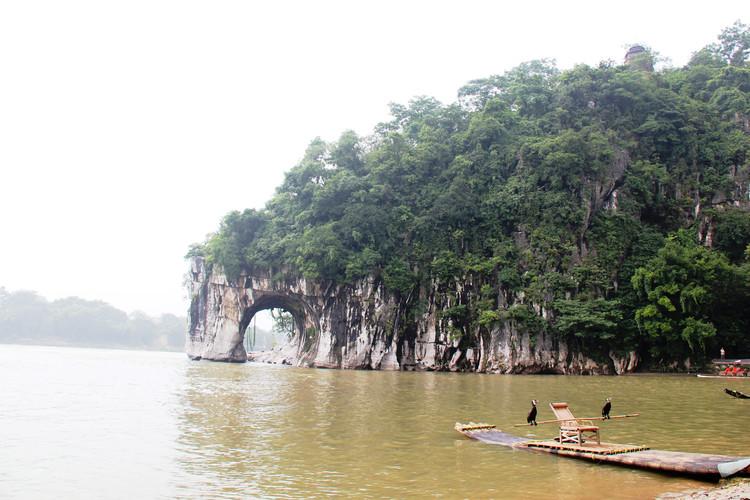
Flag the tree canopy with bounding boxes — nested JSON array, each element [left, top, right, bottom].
[[192, 23, 750, 368]]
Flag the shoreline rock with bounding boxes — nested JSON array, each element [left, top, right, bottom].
[[657, 479, 750, 500]]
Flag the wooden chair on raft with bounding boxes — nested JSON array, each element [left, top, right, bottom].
[[549, 402, 600, 445]]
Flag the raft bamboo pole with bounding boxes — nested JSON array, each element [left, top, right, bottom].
[[513, 413, 640, 427]]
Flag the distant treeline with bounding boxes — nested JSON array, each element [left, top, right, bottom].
[[0, 288, 185, 351]]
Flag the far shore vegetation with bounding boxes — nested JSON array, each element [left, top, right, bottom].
[[0, 288, 186, 352]]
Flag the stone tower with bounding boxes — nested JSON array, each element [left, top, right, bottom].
[[624, 45, 654, 71]]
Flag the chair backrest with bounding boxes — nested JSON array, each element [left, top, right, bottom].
[[549, 402, 578, 426]]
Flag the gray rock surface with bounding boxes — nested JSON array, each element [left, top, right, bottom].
[[186, 257, 636, 374]]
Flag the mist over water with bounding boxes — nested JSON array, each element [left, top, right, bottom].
[[2, 344, 748, 499]]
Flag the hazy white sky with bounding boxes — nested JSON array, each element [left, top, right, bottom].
[[1, 0, 748, 317]]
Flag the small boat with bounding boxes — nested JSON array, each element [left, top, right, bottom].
[[725, 388, 750, 399], [456, 401, 750, 480], [700, 360, 750, 378]]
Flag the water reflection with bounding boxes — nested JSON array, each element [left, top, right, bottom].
[[8, 346, 746, 498], [175, 363, 750, 499]]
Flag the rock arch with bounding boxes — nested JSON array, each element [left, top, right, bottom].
[[186, 257, 400, 368], [186, 258, 318, 363], [185, 257, 634, 373]]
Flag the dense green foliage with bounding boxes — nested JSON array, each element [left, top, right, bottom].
[[632, 230, 750, 364], [193, 24, 750, 368], [0, 288, 185, 351]]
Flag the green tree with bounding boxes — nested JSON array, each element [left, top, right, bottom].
[[717, 20, 750, 66], [553, 298, 623, 345], [631, 231, 744, 363], [271, 309, 295, 338]]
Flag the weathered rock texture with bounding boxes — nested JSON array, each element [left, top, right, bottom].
[[186, 257, 637, 374]]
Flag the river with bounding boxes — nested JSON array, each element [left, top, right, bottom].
[[1, 344, 748, 499]]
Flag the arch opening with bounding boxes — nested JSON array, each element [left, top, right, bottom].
[[239, 294, 308, 353], [244, 309, 294, 352]]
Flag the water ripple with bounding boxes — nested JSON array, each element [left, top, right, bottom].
[[2, 346, 749, 499]]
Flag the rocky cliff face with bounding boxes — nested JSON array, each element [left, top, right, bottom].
[[186, 257, 638, 374], [185, 144, 747, 375]]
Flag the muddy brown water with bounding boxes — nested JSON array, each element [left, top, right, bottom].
[[2, 344, 749, 499]]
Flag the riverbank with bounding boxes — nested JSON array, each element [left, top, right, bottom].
[[0, 340, 181, 353], [658, 479, 750, 499], [247, 349, 727, 375]]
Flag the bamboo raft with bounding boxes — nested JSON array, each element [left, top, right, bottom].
[[455, 422, 750, 480], [725, 388, 750, 399]]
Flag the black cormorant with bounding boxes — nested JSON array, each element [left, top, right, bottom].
[[527, 400, 538, 425], [602, 398, 612, 419]]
